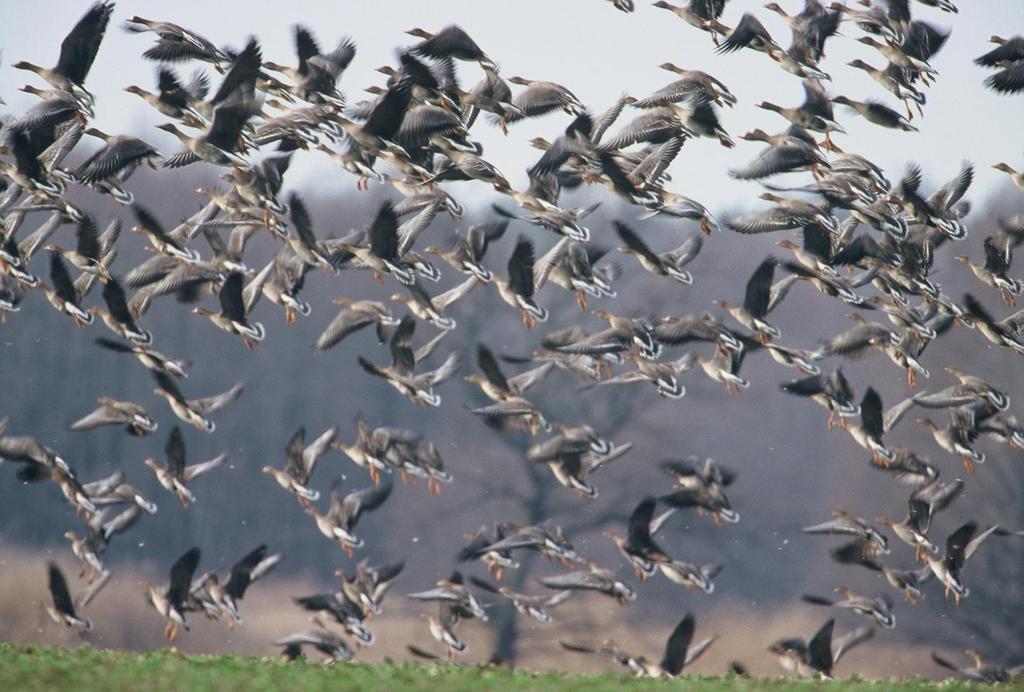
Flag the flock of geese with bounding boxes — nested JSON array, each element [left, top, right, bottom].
[[2, 0, 1024, 682]]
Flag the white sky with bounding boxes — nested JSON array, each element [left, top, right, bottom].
[[2, 0, 1023, 214]]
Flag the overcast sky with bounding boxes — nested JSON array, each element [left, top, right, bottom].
[[2, 1, 1023, 214]]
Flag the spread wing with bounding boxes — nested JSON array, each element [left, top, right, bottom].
[[189, 383, 245, 415], [508, 237, 537, 299], [284, 427, 306, 478], [743, 257, 776, 318], [223, 544, 267, 600], [165, 426, 187, 478], [102, 278, 138, 327], [167, 547, 201, 609], [660, 613, 695, 676], [315, 307, 377, 351], [807, 618, 835, 675], [218, 272, 248, 322], [944, 521, 977, 573], [48, 562, 76, 617], [477, 343, 509, 391], [56, 1, 113, 86]]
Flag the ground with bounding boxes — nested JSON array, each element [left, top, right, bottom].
[[0, 644, 1002, 691]]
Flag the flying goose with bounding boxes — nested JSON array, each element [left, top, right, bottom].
[[542, 560, 636, 605], [469, 576, 570, 624], [337, 201, 416, 285], [192, 272, 266, 349], [13, 2, 113, 108], [493, 236, 547, 328], [191, 544, 281, 625], [869, 444, 938, 486], [292, 590, 373, 644], [315, 299, 400, 351], [914, 367, 1009, 411], [0, 420, 71, 482], [804, 511, 889, 554], [846, 59, 926, 118], [962, 293, 1024, 356], [659, 472, 736, 529], [421, 604, 468, 660], [277, 621, 353, 662], [92, 278, 152, 344], [468, 343, 552, 435], [560, 612, 715, 678], [152, 373, 243, 433], [123, 68, 207, 126], [124, 16, 229, 67], [336, 558, 405, 617], [714, 257, 782, 342], [425, 220, 507, 283], [465, 522, 579, 568], [407, 25, 494, 67], [262, 26, 354, 104], [526, 435, 632, 499], [502, 78, 585, 125], [45, 562, 92, 635], [390, 276, 477, 331], [306, 480, 393, 556], [144, 426, 226, 507], [660, 457, 739, 524], [842, 387, 895, 464], [877, 478, 963, 558], [831, 96, 917, 132], [44, 215, 111, 283], [652, 2, 729, 45], [604, 496, 675, 580], [130, 205, 202, 264], [829, 540, 931, 605], [74, 129, 161, 203], [769, 619, 874, 678], [43, 251, 93, 326], [956, 237, 1021, 306], [285, 192, 335, 271], [456, 523, 525, 580], [89, 481, 158, 516], [925, 521, 1000, 604], [262, 425, 338, 505], [597, 352, 695, 399], [533, 238, 618, 310], [357, 315, 461, 407], [931, 649, 1024, 684], [916, 410, 985, 474], [70, 396, 157, 436], [757, 80, 845, 149], [159, 39, 262, 168], [143, 546, 201, 641], [408, 571, 489, 623], [802, 588, 896, 629], [614, 220, 701, 285], [95, 337, 188, 379], [62, 507, 139, 591]]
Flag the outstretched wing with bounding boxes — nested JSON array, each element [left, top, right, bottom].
[[507, 236, 537, 299], [660, 612, 695, 676], [477, 343, 509, 392], [56, 1, 113, 86], [167, 547, 201, 609], [165, 426, 187, 478], [48, 562, 76, 617], [807, 618, 835, 676], [223, 544, 268, 600]]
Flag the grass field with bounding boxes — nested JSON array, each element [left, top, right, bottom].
[[0, 643, 1000, 691]]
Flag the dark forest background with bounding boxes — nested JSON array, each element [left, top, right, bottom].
[[1, 160, 1022, 672]]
